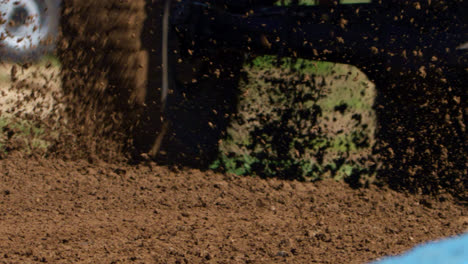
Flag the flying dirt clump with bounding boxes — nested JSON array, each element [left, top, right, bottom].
[[373, 65, 467, 200], [0, 62, 63, 121], [0, 60, 66, 157]]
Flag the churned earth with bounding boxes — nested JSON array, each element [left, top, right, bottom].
[[0, 154, 466, 264]]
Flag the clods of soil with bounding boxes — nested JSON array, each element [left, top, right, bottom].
[[0, 155, 466, 263]]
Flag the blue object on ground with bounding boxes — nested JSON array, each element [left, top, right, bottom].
[[371, 232, 468, 264]]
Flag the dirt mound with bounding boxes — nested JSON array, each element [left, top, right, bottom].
[[0, 155, 466, 263]]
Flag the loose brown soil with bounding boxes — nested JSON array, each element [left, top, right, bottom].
[[0, 154, 466, 264]]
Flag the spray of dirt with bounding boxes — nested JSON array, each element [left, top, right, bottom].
[[56, 0, 149, 162], [55, 0, 466, 199]]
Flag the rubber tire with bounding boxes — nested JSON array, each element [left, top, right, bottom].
[[59, 0, 152, 154], [0, 0, 60, 61]]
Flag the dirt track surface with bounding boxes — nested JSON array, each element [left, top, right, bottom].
[[0, 155, 466, 264]]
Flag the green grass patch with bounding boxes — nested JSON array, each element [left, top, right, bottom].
[[251, 55, 342, 76], [0, 69, 9, 82], [37, 54, 62, 68], [0, 116, 55, 156], [211, 55, 377, 184]]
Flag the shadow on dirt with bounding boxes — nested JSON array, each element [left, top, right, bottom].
[[132, 3, 243, 167]]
